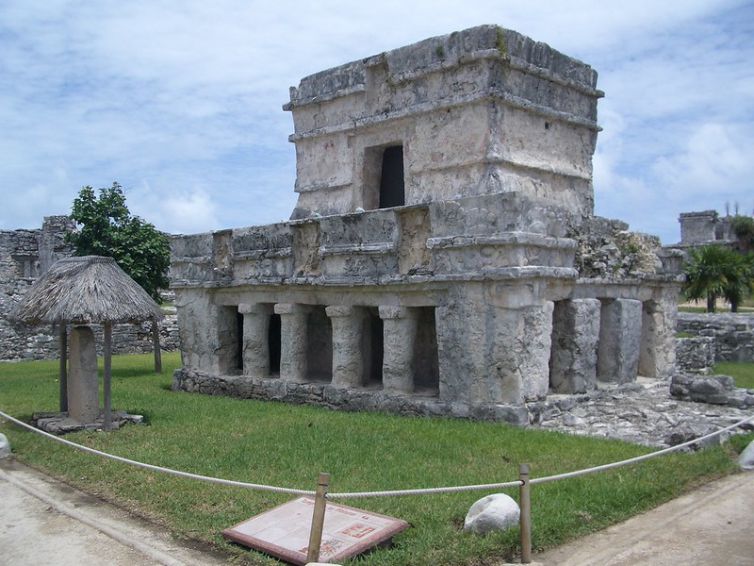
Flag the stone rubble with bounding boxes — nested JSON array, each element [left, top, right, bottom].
[[32, 411, 144, 435], [528, 379, 753, 448]]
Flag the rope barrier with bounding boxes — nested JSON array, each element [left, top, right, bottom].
[[1, 409, 752, 499], [530, 414, 754, 486], [0, 410, 314, 497]]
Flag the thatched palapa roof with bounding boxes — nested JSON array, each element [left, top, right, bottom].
[[13, 256, 163, 325]]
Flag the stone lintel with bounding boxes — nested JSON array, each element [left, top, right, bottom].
[[325, 305, 359, 318], [238, 303, 271, 315], [378, 306, 417, 320], [274, 303, 311, 316]]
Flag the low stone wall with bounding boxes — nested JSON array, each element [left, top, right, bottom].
[[676, 312, 754, 363], [1, 314, 179, 361], [173, 368, 530, 425]]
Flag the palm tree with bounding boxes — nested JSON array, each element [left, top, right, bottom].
[[683, 245, 753, 312]]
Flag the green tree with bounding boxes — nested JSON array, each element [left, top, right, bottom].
[[730, 214, 754, 254], [683, 245, 754, 312], [67, 183, 170, 302]]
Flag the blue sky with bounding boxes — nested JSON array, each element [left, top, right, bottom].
[[1, 0, 752, 244]]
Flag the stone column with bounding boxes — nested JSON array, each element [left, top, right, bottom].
[[68, 325, 99, 423], [549, 299, 601, 393], [379, 306, 418, 394], [239, 303, 273, 377], [639, 299, 677, 378], [275, 303, 310, 383], [326, 306, 365, 388], [597, 298, 643, 383], [487, 303, 554, 403]]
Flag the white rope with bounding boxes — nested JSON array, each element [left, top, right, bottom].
[[326, 480, 524, 499], [529, 414, 754, 486], [2, 409, 751, 499], [0, 410, 314, 496]]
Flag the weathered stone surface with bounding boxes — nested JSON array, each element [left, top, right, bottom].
[[379, 306, 417, 394], [670, 373, 754, 408], [464, 494, 520, 535], [0, 433, 10, 458], [597, 299, 642, 383], [676, 336, 715, 374], [533, 379, 753, 447], [239, 303, 273, 377], [68, 326, 99, 423], [549, 299, 600, 393], [739, 440, 754, 470], [327, 305, 365, 387]]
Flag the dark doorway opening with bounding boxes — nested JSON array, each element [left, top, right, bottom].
[[362, 307, 384, 387], [306, 306, 333, 382], [234, 309, 244, 372], [413, 307, 439, 395], [268, 312, 281, 374], [379, 145, 405, 208]]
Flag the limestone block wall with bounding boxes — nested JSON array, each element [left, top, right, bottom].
[[676, 313, 754, 363]]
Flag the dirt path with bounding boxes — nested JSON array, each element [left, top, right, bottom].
[[0, 459, 229, 566], [532, 471, 754, 565]]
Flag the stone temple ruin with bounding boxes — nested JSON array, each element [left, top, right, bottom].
[[170, 25, 683, 423]]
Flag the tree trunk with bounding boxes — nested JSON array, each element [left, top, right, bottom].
[[152, 318, 162, 373], [707, 293, 716, 313]]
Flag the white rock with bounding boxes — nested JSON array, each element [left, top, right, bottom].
[[0, 433, 11, 459], [739, 440, 754, 471], [464, 493, 520, 535]]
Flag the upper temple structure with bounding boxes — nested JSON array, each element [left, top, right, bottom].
[[169, 25, 684, 423]]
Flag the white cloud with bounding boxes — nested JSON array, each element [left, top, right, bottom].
[[0, 0, 752, 248]]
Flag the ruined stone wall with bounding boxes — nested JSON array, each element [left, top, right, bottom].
[[0, 217, 74, 360], [676, 312, 754, 363], [677, 210, 735, 247], [0, 217, 179, 361]]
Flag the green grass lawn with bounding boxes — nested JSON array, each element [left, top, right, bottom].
[[1, 353, 750, 565], [714, 361, 754, 389]]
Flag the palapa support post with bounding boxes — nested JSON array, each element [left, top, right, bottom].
[[103, 322, 113, 430], [519, 463, 532, 564], [306, 472, 331, 563], [58, 324, 68, 412], [152, 318, 162, 373]]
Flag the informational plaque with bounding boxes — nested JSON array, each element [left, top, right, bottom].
[[222, 496, 410, 565]]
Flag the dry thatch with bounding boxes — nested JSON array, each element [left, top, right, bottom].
[[13, 256, 164, 325]]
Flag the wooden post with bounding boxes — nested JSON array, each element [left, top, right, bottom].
[[152, 318, 162, 373], [519, 463, 532, 564], [306, 472, 330, 563], [59, 324, 68, 412], [103, 322, 113, 430]]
